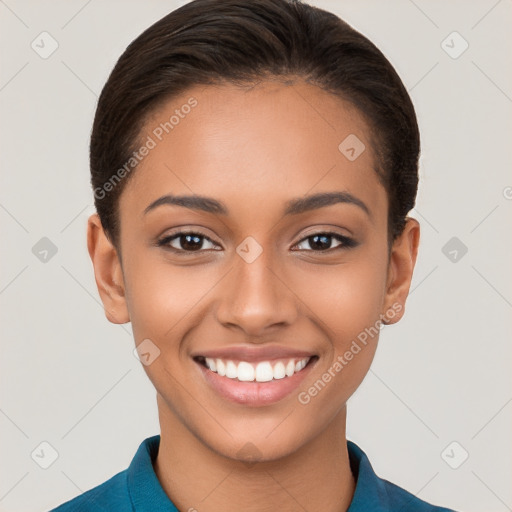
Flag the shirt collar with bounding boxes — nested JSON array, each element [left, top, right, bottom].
[[128, 435, 387, 511], [347, 440, 390, 511], [127, 435, 179, 511]]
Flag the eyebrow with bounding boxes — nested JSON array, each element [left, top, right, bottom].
[[143, 191, 371, 218]]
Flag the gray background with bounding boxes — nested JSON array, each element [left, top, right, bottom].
[[1, 1, 511, 511]]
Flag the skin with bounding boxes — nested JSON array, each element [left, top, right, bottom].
[[87, 78, 420, 512]]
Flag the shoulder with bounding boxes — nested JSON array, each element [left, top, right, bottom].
[[49, 469, 130, 511], [379, 477, 458, 511], [49, 435, 162, 511], [347, 440, 458, 512]]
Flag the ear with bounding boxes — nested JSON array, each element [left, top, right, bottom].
[[87, 213, 130, 324], [381, 217, 420, 324]]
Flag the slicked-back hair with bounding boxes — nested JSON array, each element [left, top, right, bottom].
[[90, 0, 420, 251]]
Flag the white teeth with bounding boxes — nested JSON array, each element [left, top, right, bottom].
[[273, 361, 286, 380], [237, 361, 255, 381], [255, 362, 274, 382], [216, 359, 226, 376], [285, 360, 295, 377], [202, 356, 311, 382], [226, 360, 238, 378]]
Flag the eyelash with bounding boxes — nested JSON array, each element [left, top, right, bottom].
[[156, 230, 358, 254]]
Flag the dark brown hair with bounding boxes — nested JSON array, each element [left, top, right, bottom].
[[90, 0, 420, 250]]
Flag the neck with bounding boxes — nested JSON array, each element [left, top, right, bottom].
[[154, 396, 356, 512]]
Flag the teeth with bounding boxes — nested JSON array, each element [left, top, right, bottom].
[[273, 361, 286, 380], [237, 361, 254, 382], [203, 356, 311, 382], [216, 359, 226, 377], [255, 362, 273, 382], [285, 360, 295, 377], [226, 360, 238, 378]]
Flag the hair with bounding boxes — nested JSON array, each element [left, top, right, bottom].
[[90, 0, 420, 252]]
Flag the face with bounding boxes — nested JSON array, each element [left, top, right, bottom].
[[88, 78, 419, 462]]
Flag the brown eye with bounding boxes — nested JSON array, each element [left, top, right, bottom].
[[294, 232, 357, 251], [158, 232, 219, 252]]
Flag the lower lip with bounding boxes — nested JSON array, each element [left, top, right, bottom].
[[196, 359, 316, 407]]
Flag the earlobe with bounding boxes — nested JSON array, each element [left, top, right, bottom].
[[382, 217, 420, 325], [87, 213, 130, 324]]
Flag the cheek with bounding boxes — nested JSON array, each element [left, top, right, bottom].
[[290, 251, 388, 345], [124, 255, 215, 344], [290, 251, 388, 409], [123, 258, 215, 404]]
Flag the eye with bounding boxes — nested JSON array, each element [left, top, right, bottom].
[[156, 230, 357, 254], [157, 231, 220, 252], [293, 232, 357, 252]]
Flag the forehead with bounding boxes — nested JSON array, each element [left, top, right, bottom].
[[120, 79, 386, 222]]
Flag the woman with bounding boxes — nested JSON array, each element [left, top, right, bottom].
[[52, 0, 457, 510]]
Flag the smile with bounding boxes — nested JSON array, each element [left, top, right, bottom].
[[193, 351, 318, 407], [195, 356, 312, 382]]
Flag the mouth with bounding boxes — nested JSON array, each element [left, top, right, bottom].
[[194, 355, 316, 382], [193, 353, 319, 406]]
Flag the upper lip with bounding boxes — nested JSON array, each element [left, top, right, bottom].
[[192, 345, 316, 362]]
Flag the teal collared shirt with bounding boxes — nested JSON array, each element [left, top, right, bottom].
[[51, 435, 457, 511]]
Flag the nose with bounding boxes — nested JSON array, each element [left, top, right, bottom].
[[215, 250, 298, 337]]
